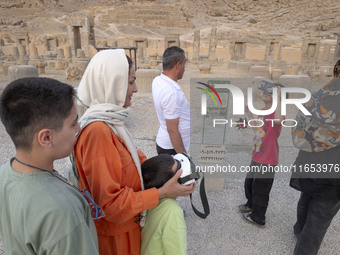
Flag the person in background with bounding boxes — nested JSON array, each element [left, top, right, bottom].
[[73, 49, 195, 255], [0, 77, 99, 254], [238, 80, 285, 226], [289, 59, 340, 255], [152, 46, 190, 155]]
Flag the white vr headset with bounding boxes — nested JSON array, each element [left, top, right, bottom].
[[173, 153, 200, 185], [173, 152, 210, 219]]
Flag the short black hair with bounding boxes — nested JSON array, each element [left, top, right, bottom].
[[162, 46, 186, 70], [0, 77, 76, 150], [141, 154, 176, 189]]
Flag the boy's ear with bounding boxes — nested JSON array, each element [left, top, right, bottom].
[[37, 129, 53, 148]]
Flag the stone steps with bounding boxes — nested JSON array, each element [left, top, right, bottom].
[[99, 3, 193, 29]]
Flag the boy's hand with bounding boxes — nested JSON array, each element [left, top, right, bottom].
[[158, 170, 196, 199]]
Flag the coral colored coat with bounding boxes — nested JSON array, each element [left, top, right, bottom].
[[74, 121, 159, 254]]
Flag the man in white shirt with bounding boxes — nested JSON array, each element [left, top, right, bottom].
[[152, 46, 190, 155]]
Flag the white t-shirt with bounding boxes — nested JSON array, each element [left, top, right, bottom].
[[152, 73, 190, 150]]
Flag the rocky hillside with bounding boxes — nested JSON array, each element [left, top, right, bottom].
[[182, 0, 339, 37], [0, 0, 339, 41]]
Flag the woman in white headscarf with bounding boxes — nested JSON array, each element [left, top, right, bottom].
[[74, 49, 194, 255]]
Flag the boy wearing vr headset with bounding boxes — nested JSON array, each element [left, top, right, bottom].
[[141, 154, 187, 255], [239, 80, 285, 226]]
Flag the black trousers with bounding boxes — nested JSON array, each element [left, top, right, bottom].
[[290, 146, 340, 255], [293, 186, 340, 255], [156, 143, 177, 155], [244, 160, 275, 222]]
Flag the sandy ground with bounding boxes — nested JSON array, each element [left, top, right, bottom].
[[0, 69, 340, 255]]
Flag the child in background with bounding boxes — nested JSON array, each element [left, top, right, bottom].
[[141, 154, 187, 255], [239, 80, 285, 226]]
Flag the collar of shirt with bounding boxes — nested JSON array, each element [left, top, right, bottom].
[[160, 73, 180, 90]]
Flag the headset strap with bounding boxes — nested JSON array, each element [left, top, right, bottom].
[[178, 172, 200, 185], [189, 174, 210, 219]]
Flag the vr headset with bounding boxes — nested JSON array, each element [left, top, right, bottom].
[[258, 80, 288, 98], [173, 152, 210, 219], [173, 152, 200, 185]]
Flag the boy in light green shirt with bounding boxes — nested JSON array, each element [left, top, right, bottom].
[[141, 154, 187, 255]]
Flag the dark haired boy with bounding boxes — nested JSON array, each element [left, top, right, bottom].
[[141, 153, 187, 255], [0, 77, 98, 254]]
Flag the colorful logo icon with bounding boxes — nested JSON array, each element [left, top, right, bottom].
[[196, 82, 222, 106]]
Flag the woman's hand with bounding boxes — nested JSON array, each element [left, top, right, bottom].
[[158, 170, 196, 199]]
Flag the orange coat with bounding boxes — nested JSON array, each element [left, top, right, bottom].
[[74, 121, 159, 255]]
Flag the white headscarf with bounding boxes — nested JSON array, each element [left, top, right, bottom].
[[77, 49, 145, 190]]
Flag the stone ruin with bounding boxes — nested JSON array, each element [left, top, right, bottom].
[[0, 5, 340, 87], [0, 14, 96, 81]]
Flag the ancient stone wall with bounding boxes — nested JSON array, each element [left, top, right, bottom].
[[0, 2, 339, 81]]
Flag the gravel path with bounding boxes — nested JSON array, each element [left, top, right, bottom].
[[0, 78, 339, 255]]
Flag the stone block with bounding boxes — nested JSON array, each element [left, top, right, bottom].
[[11, 47, 19, 57], [198, 62, 211, 73], [249, 66, 270, 78], [149, 54, 158, 68], [309, 70, 321, 78], [57, 48, 65, 59], [8, 65, 39, 82], [135, 69, 161, 93], [89, 45, 98, 58], [271, 69, 283, 80], [64, 46, 72, 59], [18, 45, 27, 57], [278, 75, 311, 90], [47, 61, 56, 69], [55, 60, 68, 70], [66, 60, 89, 81], [45, 51, 57, 59], [2, 62, 15, 76], [77, 49, 85, 58], [227, 61, 237, 70], [319, 66, 333, 77], [236, 62, 251, 73], [19, 57, 29, 65], [66, 66, 83, 81], [35, 61, 47, 74], [28, 43, 38, 58], [284, 66, 299, 75]]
